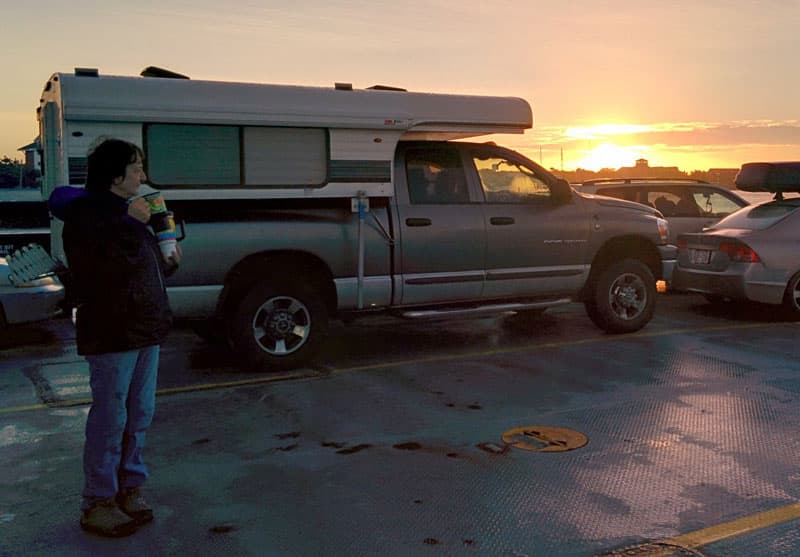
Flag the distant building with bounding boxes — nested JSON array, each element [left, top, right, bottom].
[[17, 139, 40, 173], [552, 158, 740, 187], [618, 158, 683, 178], [706, 168, 739, 188]]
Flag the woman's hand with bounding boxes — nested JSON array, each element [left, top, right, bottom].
[[127, 197, 151, 223], [168, 243, 183, 266]]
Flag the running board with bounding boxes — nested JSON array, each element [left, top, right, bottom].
[[397, 299, 572, 320]]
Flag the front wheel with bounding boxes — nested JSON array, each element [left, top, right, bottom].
[[585, 259, 656, 333], [230, 281, 328, 371]]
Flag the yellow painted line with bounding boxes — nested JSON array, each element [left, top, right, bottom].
[[0, 370, 318, 415], [642, 501, 800, 556], [0, 320, 793, 416], [0, 402, 53, 414], [326, 321, 780, 376]]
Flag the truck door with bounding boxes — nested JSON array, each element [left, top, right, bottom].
[[467, 146, 590, 299], [395, 145, 486, 305]]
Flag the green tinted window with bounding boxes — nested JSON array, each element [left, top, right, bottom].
[[146, 125, 240, 186]]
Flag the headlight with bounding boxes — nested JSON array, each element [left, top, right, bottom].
[[656, 218, 669, 243]]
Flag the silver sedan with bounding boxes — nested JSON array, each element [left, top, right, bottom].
[[672, 177, 800, 314]]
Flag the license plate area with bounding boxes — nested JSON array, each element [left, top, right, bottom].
[[689, 248, 712, 265]]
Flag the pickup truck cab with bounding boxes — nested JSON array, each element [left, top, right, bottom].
[[39, 67, 675, 370]]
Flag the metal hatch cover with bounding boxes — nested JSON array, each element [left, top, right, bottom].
[[501, 425, 588, 452]]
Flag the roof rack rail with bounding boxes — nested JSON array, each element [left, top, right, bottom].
[[367, 84, 407, 92], [580, 177, 709, 186], [140, 66, 190, 79]]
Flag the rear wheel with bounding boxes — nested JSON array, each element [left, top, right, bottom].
[[783, 272, 800, 317], [230, 280, 328, 371], [585, 259, 656, 333]]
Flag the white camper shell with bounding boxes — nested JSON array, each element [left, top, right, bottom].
[[38, 68, 532, 202]]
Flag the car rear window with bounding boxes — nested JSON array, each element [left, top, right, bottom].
[[715, 199, 800, 230]]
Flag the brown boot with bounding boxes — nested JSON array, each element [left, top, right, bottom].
[[80, 499, 138, 537], [117, 487, 154, 524]]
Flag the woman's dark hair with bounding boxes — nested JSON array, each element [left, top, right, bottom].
[[85, 139, 144, 193]]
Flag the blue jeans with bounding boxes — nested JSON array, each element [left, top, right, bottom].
[[82, 345, 159, 509]]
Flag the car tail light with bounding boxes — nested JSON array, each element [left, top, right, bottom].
[[719, 240, 761, 263]]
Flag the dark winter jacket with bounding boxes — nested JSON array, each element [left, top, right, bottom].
[[49, 187, 175, 355]]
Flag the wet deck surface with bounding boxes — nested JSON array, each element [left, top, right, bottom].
[[2, 293, 800, 556]]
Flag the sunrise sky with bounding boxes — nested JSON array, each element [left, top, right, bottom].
[[3, 0, 799, 172]]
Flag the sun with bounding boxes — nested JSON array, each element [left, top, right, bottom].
[[573, 143, 642, 172]]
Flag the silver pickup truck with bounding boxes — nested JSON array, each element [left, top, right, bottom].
[[38, 69, 674, 371], [167, 140, 674, 370]]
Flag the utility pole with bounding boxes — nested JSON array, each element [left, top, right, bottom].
[[560, 147, 564, 171]]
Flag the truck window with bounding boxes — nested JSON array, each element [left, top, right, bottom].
[[405, 149, 469, 204], [473, 155, 550, 203], [594, 186, 640, 203], [691, 190, 743, 217]]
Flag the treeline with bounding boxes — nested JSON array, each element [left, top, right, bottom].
[[551, 167, 736, 187], [0, 158, 40, 188]]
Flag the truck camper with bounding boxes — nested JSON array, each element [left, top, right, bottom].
[[39, 67, 675, 370]]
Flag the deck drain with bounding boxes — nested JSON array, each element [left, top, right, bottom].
[[501, 426, 588, 452]]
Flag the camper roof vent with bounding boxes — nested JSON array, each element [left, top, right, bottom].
[[140, 66, 190, 79], [74, 68, 99, 77], [367, 84, 407, 92]]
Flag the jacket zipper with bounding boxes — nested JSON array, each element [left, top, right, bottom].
[[149, 246, 166, 292]]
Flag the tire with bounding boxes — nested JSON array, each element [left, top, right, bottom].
[[584, 259, 656, 333], [230, 280, 328, 371], [783, 272, 800, 317]]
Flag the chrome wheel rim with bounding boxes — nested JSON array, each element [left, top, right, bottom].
[[251, 296, 311, 355], [608, 273, 647, 320]]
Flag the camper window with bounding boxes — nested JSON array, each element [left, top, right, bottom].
[[243, 127, 326, 185], [145, 124, 328, 188], [147, 124, 240, 186]]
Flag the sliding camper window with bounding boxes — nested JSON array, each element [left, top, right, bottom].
[[145, 124, 327, 187], [147, 125, 239, 185]]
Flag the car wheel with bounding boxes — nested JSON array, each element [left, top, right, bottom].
[[783, 272, 800, 317], [230, 280, 328, 371], [585, 259, 656, 333]]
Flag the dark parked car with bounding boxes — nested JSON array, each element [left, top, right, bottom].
[[672, 162, 800, 314], [573, 179, 749, 245], [0, 196, 50, 257]]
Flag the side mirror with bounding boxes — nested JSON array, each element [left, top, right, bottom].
[[552, 178, 572, 204]]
